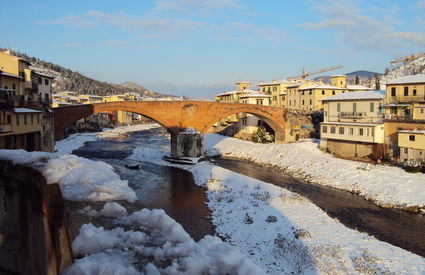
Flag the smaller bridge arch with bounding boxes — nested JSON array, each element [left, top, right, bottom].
[[54, 101, 289, 157]]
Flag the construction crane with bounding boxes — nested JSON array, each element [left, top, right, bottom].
[[287, 65, 344, 80], [391, 52, 425, 66]]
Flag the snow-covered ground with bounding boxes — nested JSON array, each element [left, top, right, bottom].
[[31, 125, 425, 274], [204, 134, 425, 211], [130, 144, 425, 274]]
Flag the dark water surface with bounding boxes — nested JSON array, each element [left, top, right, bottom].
[[72, 128, 213, 241], [214, 157, 425, 257]]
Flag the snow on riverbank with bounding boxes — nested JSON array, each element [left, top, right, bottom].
[[0, 150, 137, 202], [204, 134, 425, 210], [65, 207, 264, 275], [55, 123, 160, 153], [130, 146, 425, 274]]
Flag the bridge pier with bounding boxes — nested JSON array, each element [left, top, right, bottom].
[[170, 128, 204, 158]]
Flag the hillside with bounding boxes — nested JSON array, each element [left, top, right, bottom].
[[314, 70, 379, 86], [1, 49, 166, 97], [381, 55, 425, 84]]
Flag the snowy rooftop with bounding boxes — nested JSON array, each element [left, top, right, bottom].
[[215, 89, 259, 97], [331, 74, 347, 77], [0, 71, 22, 79], [321, 121, 383, 126], [346, 84, 373, 90], [320, 91, 385, 101], [14, 108, 42, 113], [398, 129, 425, 134], [239, 93, 270, 98], [387, 74, 425, 85], [258, 79, 296, 86], [300, 83, 346, 90], [33, 71, 54, 79]]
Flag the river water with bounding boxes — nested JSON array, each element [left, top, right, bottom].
[[73, 127, 425, 257]]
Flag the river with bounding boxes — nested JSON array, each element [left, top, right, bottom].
[[73, 127, 425, 257]]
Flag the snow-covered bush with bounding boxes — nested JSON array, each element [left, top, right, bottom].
[[251, 127, 274, 143]]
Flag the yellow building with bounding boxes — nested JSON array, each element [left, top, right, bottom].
[[296, 75, 372, 111], [320, 91, 386, 160], [258, 79, 299, 107], [384, 74, 425, 120], [398, 130, 425, 162], [0, 50, 54, 152]]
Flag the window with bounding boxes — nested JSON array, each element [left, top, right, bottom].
[[366, 128, 370, 136], [409, 135, 415, 141], [391, 87, 396, 96], [322, 126, 327, 133], [330, 126, 336, 134], [322, 90, 325, 95], [353, 103, 357, 113], [337, 103, 341, 112], [421, 109, 424, 114], [24, 114, 27, 125], [371, 128, 374, 137], [45, 93, 49, 101], [37, 114, 40, 124], [31, 114, 34, 124], [404, 148, 408, 154], [309, 99, 312, 105], [262, 88, 265, 92], [332, 90, 335, 95], [349, 128, 354, 135], [370, 102, 374, 112], [16, 114, 20, 125], [302, 100, 305, 105], [413, 89, 417, 96], [45, 79, 49, 85], [359, 128, 364, 136], [38, 77, 42, 84], [339, 127, 344, 134], [309, 90, 312, 95], [12, 84, 16, 90], [404, 87, 408, 96]]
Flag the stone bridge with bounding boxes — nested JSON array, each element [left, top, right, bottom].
[[53, 101, 289, 157]]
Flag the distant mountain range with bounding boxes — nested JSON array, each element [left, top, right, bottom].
[[314, 70, 380, 85], [0, 49, 170, 98]]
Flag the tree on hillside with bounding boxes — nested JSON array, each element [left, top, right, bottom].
[[355, 75, 360, 85], [384, 68, 390, 75], [373, 73, 381, 90]]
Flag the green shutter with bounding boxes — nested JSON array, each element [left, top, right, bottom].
[[370, 102, 374, 112]]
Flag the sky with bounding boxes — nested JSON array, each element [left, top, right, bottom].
[[1, 0, 424, 98]]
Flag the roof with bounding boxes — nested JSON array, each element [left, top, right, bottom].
[[14, 108, 42, 113], [387, 74, 425, 85], [331, 75, 347, 78], [320, 91, 385, 101], [0, 71, 23, 79], [236, 81, 251, 84], [383, 103, 411, 107], [398, 130, 425, 134], [258, 79, 298, 86], [300, 84, 345, 90], [0, 88, 16, 92], [215, 89, 259, 97], [321, 121, 383, 127], [414, 105, 425, 108], [33, 71, 54, 79], [346, 84, 372, 90], [239, 94, 270, 98]]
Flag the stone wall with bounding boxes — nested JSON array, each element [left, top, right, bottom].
[[324, 139, 384, 160], [0, 160, 72, 274]]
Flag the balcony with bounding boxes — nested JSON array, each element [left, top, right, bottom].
[[338, 112, 366, 118], [0, 94, 42, 108], [384, 113, 413, 121], [386, 95, 425, 104]]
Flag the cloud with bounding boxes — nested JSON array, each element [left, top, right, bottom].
[[299, 0, 425, 51], [415, 1, 425, 10], [57, 41, 160, 49], [44, 11, 202, 33], [153, 0, 242, 13], [215, 22, 293, 43]]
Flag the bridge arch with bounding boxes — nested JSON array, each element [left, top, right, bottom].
[[201, 107, 286, 142], [54, 101, 288, 157]]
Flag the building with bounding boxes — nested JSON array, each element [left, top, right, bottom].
[[398, 129, 425, 162], [320, 91, 386, 160], [258, 79, 299, 107], [293, 75, 372, 111], [0, 50, 54, 152], [212, 83, 274, 140], [383, 74, 425, 160]]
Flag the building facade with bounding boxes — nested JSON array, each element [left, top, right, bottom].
[[320, 91, 386, 160], [0, 50, 54, 152]]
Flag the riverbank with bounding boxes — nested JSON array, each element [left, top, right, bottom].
[[130, 145, 425, 274], [52, 125, 425, 273], [204, 134, 425, 212]]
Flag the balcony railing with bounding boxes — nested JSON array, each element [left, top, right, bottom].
[[384, 113, 413, 120], [338, 112, 366, 118], [0, 94, 43, 108], [386, 95, 425, 104]]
